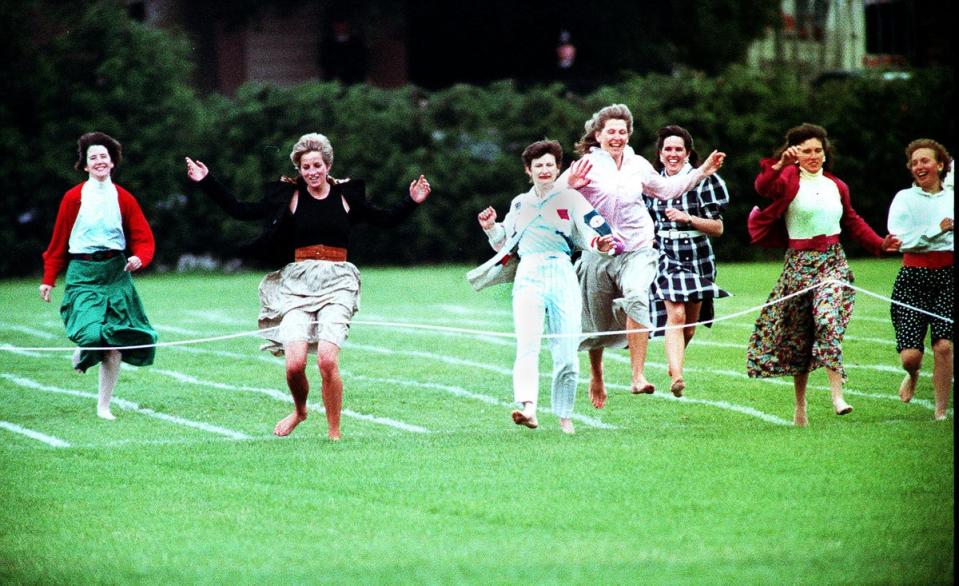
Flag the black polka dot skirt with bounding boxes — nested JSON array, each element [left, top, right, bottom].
[[890, 266, 953, 352]]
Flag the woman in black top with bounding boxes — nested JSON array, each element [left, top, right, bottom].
[[186, 133, 431, 440]]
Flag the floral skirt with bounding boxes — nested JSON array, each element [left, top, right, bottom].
[[746, 244, 854, 380]]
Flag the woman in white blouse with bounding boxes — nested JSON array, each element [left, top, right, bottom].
[[887, 139, 953, 420]]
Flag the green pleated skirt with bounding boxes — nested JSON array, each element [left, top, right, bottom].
[[60, 255, 157, 372]]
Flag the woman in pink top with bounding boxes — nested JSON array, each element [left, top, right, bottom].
[[746, 123, 900, 427]]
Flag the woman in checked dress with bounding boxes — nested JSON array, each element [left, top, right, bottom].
[[645, 125, 731, 397]]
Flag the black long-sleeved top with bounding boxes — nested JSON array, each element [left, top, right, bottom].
[[197, 174, 418, 265]]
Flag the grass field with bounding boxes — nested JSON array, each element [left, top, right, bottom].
[[0, 259, 953, 584]]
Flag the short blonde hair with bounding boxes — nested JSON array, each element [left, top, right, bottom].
[[289, 132, 334, 168]]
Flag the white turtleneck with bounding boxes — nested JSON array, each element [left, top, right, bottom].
[[785, 168, 843, 239]]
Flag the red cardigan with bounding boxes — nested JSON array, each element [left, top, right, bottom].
[[41, 182, 155, 286], [747, 158, 884, 256]]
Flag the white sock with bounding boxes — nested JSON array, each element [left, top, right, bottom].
[[97, 350, 121, 420]]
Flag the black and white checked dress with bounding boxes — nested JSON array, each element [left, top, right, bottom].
[[645, 169, 731, 338]]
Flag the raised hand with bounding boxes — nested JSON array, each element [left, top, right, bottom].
[[700, 150, 726, 176], [568, 158, 593, 189], [185, 157, 209, 182], [477, 206, 497, 230], [409, 175, 431, 203], [774, 146, 800, 170]]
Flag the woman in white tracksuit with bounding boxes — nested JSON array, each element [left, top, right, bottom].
[[474, 140, 619, 434]]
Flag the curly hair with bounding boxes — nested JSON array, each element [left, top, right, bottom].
[[574, 104, 633, 156], [904, 138, 952, 181], [521, 139, 563, 170], [75, 132, 122, 171]]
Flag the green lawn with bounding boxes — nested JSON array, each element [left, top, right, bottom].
[[0, 259, 953, 584]]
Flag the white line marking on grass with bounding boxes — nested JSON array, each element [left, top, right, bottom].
[[602, 382, 792, 426], [0, 420, 71, 447], [0, 373, 252, 440], [153, 323, 202, 336], [600, 355, 949, 416], [0, 344, 46, 357], [149, 368, 429, 434], [346, 342, 513, 376], [0, 322, 58, 339], [348, 373, 617, 430]]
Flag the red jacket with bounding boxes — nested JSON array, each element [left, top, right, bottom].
[[41, 182, 155, 286], [747, 158, 884, 256]]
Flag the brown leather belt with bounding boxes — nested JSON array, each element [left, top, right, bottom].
[[294, 244, 348, 262]]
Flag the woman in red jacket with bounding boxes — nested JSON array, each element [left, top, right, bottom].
[[39, 132, 158, 420], [746, 123, 900, 427]]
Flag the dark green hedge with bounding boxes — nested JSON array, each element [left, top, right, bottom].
[[3, 2, 954, 278]]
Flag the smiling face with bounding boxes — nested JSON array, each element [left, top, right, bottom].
[[795, 138, 825, 174], [84, 145, 114, 180], [298, 151, 330, 190], [524, 153, 559, 188], [659, 135, 689, 176], [909, 147, 944, 192], [595, 118, 630, 158]]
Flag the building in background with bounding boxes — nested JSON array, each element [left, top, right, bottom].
[[747, 0, 952, 81]]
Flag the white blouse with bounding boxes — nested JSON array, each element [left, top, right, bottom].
[[785, 169, 843, 239]]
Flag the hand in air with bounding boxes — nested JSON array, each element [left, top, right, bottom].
[[701, 150, 726, 176], [568, 158, 592, 190], [185, 157, 209, 182], [409, 175, 431, 203], [477, 206, 497, 230]]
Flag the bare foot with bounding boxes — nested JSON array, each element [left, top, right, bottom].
[[898, 373, 917, 403], [274, 412, 307, 436], [511, 410, 538, 429], [589, 379, 607, 409], [97, 409, 116, 421], [630, 379, 655, 395], [559, 418, 575, 434], [329, 431, 341, 441], [833, 400, 853, 416], [934, 412, 947, 421], [794, 407, 808, 427], [670, 378, 685, 398]]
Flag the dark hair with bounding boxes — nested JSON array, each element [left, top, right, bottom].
[[773, 123, 832, 169], [904, 138, 952, 181], [653, 125, 700, 172], [75, 132, 122, 171], [522, 139, 563, 169]]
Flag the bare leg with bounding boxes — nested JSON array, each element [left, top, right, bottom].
[[793, 372, 809, 427], [827, 367, 852, 415], [559, 418, 575, 434], [275, 341, 309, 436], [898, 349, 922, 403], [97, 350, 122, 420], [683, 301, 702, 348], [627, 316, 654, 394], [932, 339, 952, 421], [588, 348, 606, 408], [316, 341, 344, 440], [664, 301, 686, 397]]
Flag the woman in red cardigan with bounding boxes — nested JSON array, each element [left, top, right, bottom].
[[39, 132, 157, 420], [746, 123, 900, 427]]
